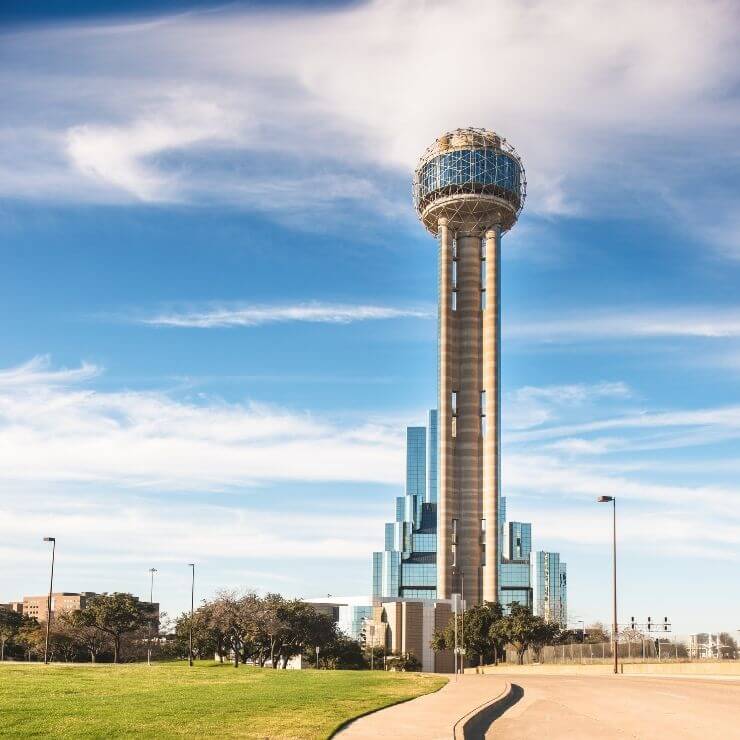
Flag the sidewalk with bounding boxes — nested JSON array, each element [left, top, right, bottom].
[[335, 674, 508, 739]]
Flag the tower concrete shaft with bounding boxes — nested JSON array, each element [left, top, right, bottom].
[[437, 219, 501, 605]]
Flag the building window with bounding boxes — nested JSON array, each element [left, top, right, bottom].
[[451, 237, 458, 312], [451, 390, 458, 438], [481, 240, 486, 310], [480, 390, 486, 436]]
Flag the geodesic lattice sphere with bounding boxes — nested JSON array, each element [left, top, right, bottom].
[[412, 128, 526, 235]]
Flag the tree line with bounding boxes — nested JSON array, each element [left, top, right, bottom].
[[432, 602, 566, 665], [172, 590, 369, 669], [0, 593, 156, 663], [2, 590, 586, 668]]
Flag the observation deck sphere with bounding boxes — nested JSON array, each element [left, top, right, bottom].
[[412, 128, 526, 234]]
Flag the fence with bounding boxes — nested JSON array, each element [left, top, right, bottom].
[[505, 640, 690, 665]]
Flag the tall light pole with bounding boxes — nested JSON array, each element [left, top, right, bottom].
[[597, 496, 618, 674], [147, 568, 157, 666], [460, 571, 466, 677], [188, 563, 195, 667], [42, 537, 55, 665]]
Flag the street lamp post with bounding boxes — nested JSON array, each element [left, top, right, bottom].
[[453, 592, 458, 681], [597, 495, 618, 675], [460, 571, 466, 677], [147, 568, 157, 666], [42, 537, 56, 665], [188, 564, 195, 667]]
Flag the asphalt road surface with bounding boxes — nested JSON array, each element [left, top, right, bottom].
[[485, 674, 740, 739]]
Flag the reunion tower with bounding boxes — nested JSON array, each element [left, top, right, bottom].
[[412, 128, 526, 607]]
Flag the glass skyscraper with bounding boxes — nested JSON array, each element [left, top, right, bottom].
[[371, 410, 567, 626], [373, 418, 438, 600]]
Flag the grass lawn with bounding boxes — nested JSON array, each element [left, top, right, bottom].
[[0, 661, 446, 738]]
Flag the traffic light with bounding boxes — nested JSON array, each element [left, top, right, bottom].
[[630, 616, 636, 630], [647, 616, 652, 631], [664, 617, 669, 632]]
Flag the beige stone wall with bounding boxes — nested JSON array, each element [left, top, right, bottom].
[[401, 601, 424, 661], [434, 602, 455, 673]]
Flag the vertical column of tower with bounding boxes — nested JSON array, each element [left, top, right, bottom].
[[455, 230, 483, 607], [482, 226, 501, 603], [436, 217, 454, 600]]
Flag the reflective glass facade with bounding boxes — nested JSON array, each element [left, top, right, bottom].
[[426, 409, 438, 503], [531, 551, 568, 627], [406, 426, 426, 498], [372, 412, 439, 599], [371, 415, 567, 622], [417, 149, 522, 211], [504, 521, 532, 561]]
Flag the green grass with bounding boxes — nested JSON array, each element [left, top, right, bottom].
[[0, 661, 446, 738]]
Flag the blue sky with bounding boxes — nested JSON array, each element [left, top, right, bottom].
[[1, 0, 740, 635]]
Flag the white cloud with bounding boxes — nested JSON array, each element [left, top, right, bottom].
[[0, 491, 381, 564], [0, 357, 404, 489], [507, 308, 740, 342], [508, 404, 740, 444], [1, 0, 739, 242], [65, 97, 242, 202], [0, 355, 101, 387], [506, 382, 631, 429], [141, 302, 432, 328]]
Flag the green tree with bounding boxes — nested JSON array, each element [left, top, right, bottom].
[[276, 601, 337, 669], [57, 609, 110, 662], [15, 617, 44, 662], [80, 593, 147, 663], [431, 601, 505, 666], [719, 633, 738, 659], [491, 603, 559, 664], [0, 608, 22, 661], [174, 604, 224, 661], [385, 652, 421, 672], [318, 634, 366, 669]]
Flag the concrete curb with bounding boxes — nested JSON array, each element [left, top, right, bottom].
[[452, 681, 513, 739]]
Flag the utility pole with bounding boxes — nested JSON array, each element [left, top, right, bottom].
[[147, 568, 157, 666], [453, 592, 459, 681], [42, 537, 56, 665], [597, 496, 618, 674], [188, 564, 195, 667], [460, 571, 465, 676]]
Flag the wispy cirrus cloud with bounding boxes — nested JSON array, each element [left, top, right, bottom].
[[0, 356, 404, 489], [0, 354, 101, 387], [506, 381, 632, 430], [2, 0, 740, 246], [507, 307, 740, 342], [140, 302, 432, 328]]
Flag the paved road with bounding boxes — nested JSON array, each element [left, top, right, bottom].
[[486, 674, 740, 739], [337, 674, 508, 739]]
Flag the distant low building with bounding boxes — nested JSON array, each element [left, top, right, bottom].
[[22, 592, 98, 622], [0, 602, 23, 614], [15, 592, 159, 625], [306, 597, 373, 641], [363, 598, 454, 673]]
